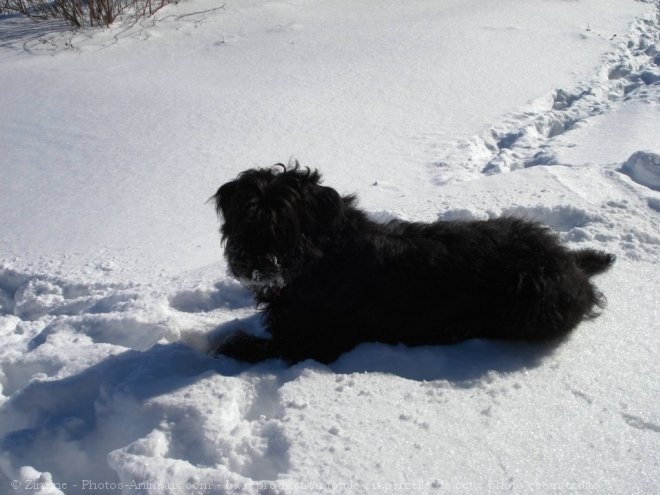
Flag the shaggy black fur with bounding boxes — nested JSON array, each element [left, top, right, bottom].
[[213, 164, 614, 364]]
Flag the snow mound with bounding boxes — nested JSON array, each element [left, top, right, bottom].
[[620, 150, 660, 190]]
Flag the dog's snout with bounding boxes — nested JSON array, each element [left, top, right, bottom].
[[263, 254, 279, 266], [227, 251, 280, 280], [254, 254, 281, 274]]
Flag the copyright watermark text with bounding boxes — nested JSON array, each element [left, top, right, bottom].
[[10, 477, 604, 492]]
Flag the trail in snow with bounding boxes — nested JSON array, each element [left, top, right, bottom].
[[430, 9, 660, 182]]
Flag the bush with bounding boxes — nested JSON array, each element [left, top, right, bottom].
[[1, 0, 172, 28]]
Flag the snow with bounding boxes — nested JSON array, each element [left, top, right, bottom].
[[620, 150, 660, 190], [1, 0, 659, 494]]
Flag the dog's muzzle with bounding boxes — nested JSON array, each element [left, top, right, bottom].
[[228, 253, 287, 297]]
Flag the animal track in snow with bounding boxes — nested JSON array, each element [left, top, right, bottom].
[[0, 266, 175, 402], [106, 370, 293, 489], [0, 263, 295, 490], [621, 413, 660, 433], [0, 267, 132, 320]]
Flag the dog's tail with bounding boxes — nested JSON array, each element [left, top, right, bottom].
[[569, 249, 615, 320], [573, 249, 616, 277]]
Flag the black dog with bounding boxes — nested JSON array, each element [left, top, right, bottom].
[[213, 164, 614, 364]]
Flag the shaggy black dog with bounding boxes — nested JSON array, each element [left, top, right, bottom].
[[213, 164, 614, 364]]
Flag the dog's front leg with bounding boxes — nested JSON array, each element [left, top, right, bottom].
[[215, 331, 281, 363]]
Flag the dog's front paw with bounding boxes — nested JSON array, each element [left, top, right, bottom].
[[214, 331, 278, 363]]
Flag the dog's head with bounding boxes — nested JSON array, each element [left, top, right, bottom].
[[214, 163, 347, 300]]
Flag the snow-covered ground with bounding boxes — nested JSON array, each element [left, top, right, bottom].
[[1, 0, 659, 493]]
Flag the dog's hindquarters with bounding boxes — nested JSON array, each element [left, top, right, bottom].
[[360, 218, 615, 345], [498, 244, 614, 342], [427, 218, 616, 343]]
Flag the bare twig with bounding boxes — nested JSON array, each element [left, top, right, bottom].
[[2, 0, 176, 28]]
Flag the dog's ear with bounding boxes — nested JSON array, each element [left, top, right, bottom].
[[314, 185, 346, 230], [319, 186, 343, 212], [213, 181, 237, 216]]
